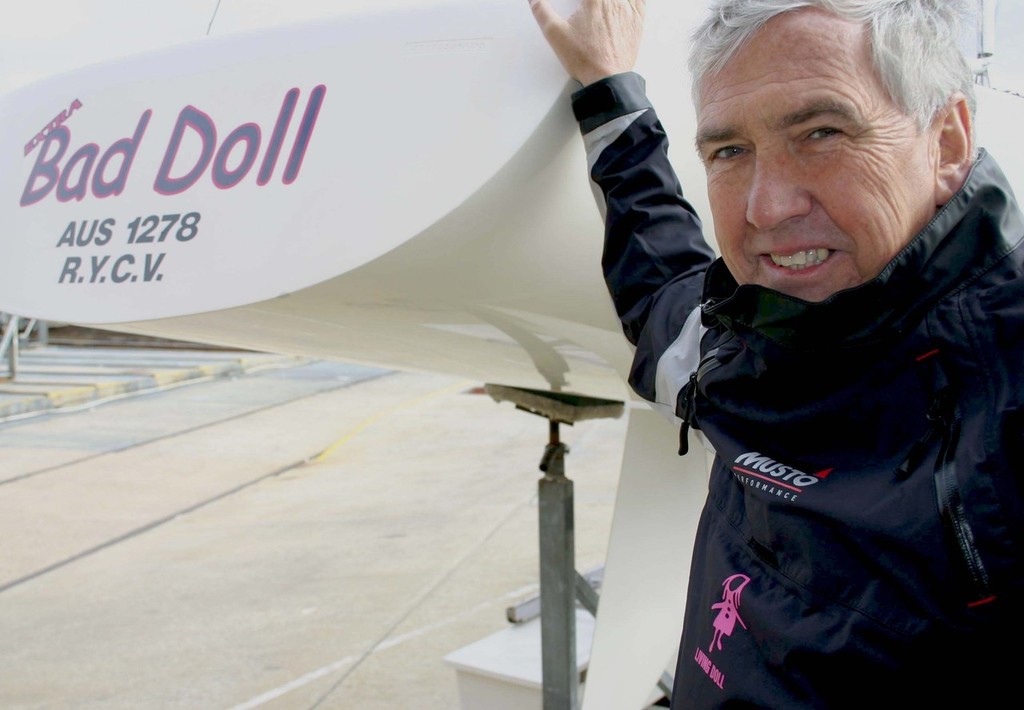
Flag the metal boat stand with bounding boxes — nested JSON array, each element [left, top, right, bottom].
[[484, 384, 624, 710]]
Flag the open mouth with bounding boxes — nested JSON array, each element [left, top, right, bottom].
[[770, 248, 831, 271]]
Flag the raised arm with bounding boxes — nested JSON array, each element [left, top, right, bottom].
[[529, 0, 715, 418], [573, 74, 714, 412]]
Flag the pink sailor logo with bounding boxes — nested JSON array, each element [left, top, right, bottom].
[[710, 573, 750, 652], [693, 573, 751, 690]]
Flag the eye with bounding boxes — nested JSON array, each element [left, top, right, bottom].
[[808, 126, 841, 139], [709, 145, 746, 161]]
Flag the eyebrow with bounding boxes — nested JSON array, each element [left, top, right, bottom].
[[773, 98, 859, 130], [695, 97, 860, 153], [694, 125, 740, 154]]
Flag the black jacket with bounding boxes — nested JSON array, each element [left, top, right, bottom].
[[574, 72, 1024, 708]]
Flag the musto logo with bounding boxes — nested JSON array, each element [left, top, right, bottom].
[[730, 452, 833, 502]]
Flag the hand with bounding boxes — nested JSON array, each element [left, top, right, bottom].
[[528, 0, 646, 86]]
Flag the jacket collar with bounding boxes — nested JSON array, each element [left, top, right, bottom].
[[700, 150, 1024, 354]]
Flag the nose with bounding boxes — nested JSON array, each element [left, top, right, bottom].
[[745, 153, 812, 230]]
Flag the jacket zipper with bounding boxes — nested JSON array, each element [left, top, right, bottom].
[[677, 349, 721, 455], [927, 389, 995, 606]]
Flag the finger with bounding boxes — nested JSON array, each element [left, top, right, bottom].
[[528, 0, 571, 49], [528, 0, 560, 29]]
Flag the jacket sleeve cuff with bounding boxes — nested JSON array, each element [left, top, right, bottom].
[[571, 72, 652, 134]]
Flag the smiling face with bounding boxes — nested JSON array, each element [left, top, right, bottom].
[[696, 9, 968, 302]]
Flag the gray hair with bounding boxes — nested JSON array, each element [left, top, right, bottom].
[[688, 0, 976, 131]]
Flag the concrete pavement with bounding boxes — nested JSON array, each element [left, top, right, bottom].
[[0, 351, 631, 709]]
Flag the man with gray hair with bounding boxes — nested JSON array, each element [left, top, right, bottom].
[[529, 0, 1023, 705]]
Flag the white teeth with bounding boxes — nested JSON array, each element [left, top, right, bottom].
[[770, 248, 830, 270]]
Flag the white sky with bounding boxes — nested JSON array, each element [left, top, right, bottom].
[[1, 1, 1022, 97]]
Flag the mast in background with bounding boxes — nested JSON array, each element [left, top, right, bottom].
[[974, 0, 997, 86]]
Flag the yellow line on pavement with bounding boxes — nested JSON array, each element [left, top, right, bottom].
[[306, 380, 474, 464]]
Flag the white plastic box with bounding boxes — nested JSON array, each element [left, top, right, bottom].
[[443, 610, 595, 710]]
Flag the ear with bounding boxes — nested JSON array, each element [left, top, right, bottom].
[[933, 94, 973, 205]]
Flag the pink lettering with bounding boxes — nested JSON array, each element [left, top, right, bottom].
[[20, 110, 149, 206], [20, 87, 325, 207], [154, 85, 325, 194], [693, 648, 726, 690], [20, 127, 70, 206]]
